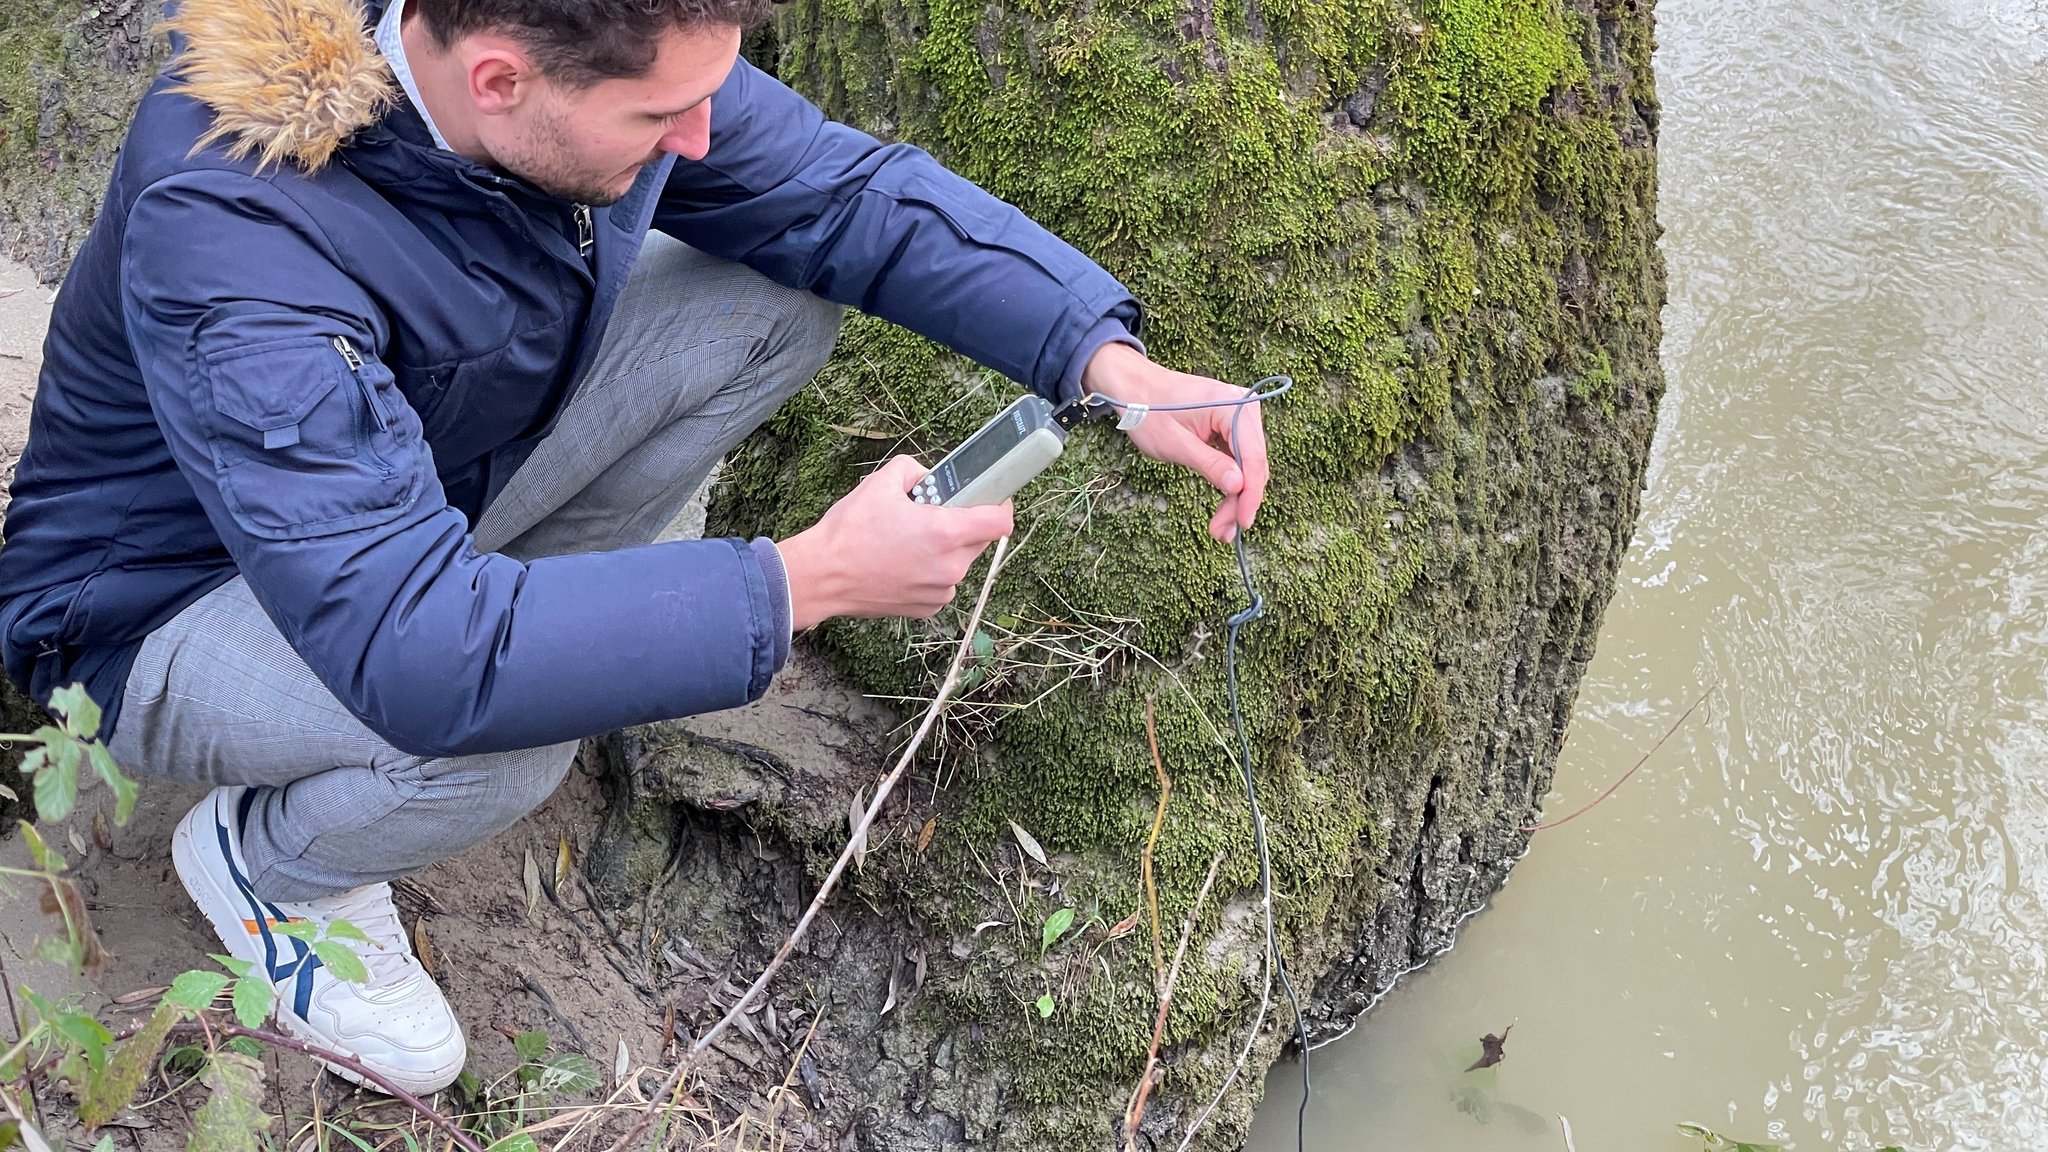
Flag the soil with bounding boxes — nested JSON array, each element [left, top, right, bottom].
[[0, 257, 861, 1149]]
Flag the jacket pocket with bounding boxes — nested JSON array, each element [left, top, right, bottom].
[[202, 335, 425, 541]]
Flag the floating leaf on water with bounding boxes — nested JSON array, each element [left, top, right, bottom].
[[1009, 821, 1047, 866]]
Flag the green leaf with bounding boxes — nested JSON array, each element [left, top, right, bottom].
[[1041, 907, 1075, 953], [164, 970, 232, 1013], [0, 1120, 21, 1151], [49, 1007, 113, 1075], [310, 940, 368, 984], [224, 1036, 261, 1060], [323, 918, 372, 945], [49, 684, 101, 740], [322, 1122, 378, 1152], [536, 1052, 600, 1095], [80, 1001, 179, 1128], [16, 820, 52, 870], [31, 748, 77, 824], [485, 1136, 539, 1152], [971, 630, 994, 661], [513, 1029, 549, 1064], [88, 745, 136, 826], [268, 920, 319, 942], [231, 977, 272, 1029], [160, 1044, 207, 1078], [188, 1050, 272, 1152], [1035, 994, 1054, 1018], [34, 932, 84, 971], [91, 1135, 115, 1152], [211, 955, 255, 979]]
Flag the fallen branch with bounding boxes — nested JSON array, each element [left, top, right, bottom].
[[1523, 683, 1717, 832], [1122, 850, 1226, 1149], [607, 535, 1015, 1152]]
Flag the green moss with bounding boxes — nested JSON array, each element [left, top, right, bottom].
[[719, 0, 1661, 1137]]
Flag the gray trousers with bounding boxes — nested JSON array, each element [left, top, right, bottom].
[[108, 237, 843, 901]]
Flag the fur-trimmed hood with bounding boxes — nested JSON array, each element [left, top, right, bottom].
[[165, 0, 395, 172]]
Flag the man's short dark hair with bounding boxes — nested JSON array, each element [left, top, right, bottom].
[[413, 0, 774, 87]]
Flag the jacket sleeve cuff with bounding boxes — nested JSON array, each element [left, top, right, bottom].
[[1056, 318, 1146, 404], [749, 536, 793, 674]]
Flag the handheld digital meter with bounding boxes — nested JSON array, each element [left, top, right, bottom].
[[910, 395, 1075, 508]]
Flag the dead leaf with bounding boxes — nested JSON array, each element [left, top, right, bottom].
[[972, 920, 1005, 935], [849, 788, 869, 868], [1106, 908, 1143, 940], [91, 810, 112, 851], [522, 847, 542, 923], [0, 782, 14, 802], [67, 826, 88, 858], [880, 954, 901, 1017], [912, 947, 927, 991], [1465, 1023, 1513, 1072], [827, 423, 897, 440], [615, 1036, 631, 1087], [1009, 820, 1047, 867], [765, 1002, 778, 1037], [555, 833, 573, 898], [916, 817, 936, 855], [660, 1000, 678, 1052], [414, 918, 436, 979]]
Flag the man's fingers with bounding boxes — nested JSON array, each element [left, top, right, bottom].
[[1226, 402, 1269, 529], [879, 454, 931, 492]]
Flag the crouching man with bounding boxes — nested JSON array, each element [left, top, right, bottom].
[[0, 0, 1267, 1093]]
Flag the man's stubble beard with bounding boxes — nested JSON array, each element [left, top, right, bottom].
[[496, 97, 638, 208]]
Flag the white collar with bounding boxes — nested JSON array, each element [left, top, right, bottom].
[[375, 0, 452, 151]]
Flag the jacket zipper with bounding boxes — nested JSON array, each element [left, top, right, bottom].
[[575, 204, 594, 257], [332, 336, 391, 433]]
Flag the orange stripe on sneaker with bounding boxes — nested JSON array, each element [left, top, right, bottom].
[[241, 917, 302, 933]]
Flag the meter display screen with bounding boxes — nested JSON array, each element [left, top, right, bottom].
[[946, 405, 1034, 483]]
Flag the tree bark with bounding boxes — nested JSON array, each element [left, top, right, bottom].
[[694, 0, 1663, 1146], [0, 0, 1662, 1145]]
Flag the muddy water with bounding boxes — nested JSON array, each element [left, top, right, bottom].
[[1246, 0, 2048, 1149]]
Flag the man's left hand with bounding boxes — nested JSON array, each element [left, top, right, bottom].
[[1080, 342, 1270, 542]]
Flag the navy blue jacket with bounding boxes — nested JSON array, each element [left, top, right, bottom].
[[0, 0, 1139, 755]]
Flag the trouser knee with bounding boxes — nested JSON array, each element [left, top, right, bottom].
[[458, 739, 578, 839]]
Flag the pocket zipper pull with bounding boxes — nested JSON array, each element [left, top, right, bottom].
[[332, 336, 390, 432], [575, 204, 594, 257]]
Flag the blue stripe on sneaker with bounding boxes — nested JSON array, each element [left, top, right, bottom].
[[217, 792, 315, 990], [293, 947, 324, 1020]]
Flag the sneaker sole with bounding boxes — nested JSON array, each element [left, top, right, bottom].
[[170, 794, 387, 1092]]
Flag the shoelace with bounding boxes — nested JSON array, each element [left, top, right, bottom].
[[297, 883, 417, 985]]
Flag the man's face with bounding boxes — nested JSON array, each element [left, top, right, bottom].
[[481, 23, 741, 206]]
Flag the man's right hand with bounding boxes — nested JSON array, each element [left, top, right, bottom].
[[777, 456, 1014, 630]]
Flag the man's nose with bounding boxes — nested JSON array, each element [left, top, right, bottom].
[[661, 101, 713, 161]]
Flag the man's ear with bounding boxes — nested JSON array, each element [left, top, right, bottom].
[[468, 43, 536, 115]]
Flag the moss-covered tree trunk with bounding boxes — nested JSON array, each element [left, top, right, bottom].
[[698, 0, 1662, 1145], [1, 0, 1661, 1144]]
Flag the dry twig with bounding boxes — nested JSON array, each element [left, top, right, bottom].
[[1141, 696, 1171, 981], [1523, 683, 1716, 832], [1121, 850, 1226, 1147]]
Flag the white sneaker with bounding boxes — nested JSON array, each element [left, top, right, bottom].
[[171, 786, 467, 1095]]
